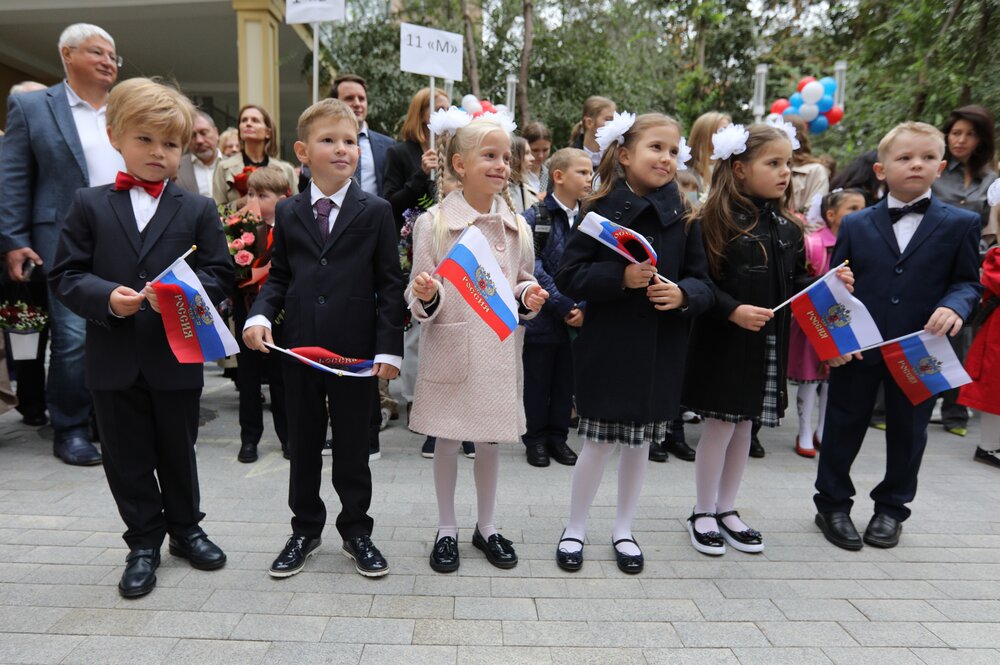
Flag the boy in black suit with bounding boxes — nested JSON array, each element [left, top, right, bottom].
[[243, 99, 404, 578], [49, 78, 233, 598]]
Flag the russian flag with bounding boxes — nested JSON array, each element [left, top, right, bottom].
[[577, 212, 658, 266], [152, 255, 239, 364], [880, 331, 972, 405], [788, 264, 882, 361], [264, 342, 374, 377], [434, 226, 519, 341]]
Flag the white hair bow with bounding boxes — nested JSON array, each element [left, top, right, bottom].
[[766, 116, 801, 150], [477, 111, 517, 135], [710, 124, 750, 161], [428, 106, 472, 137], [594, 111, 637, 153], [676, 136, 693, 171]]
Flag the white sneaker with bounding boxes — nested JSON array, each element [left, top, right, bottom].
[[379, 408, 391, 431]]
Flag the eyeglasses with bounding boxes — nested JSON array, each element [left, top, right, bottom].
[[69, 45, 123, 68]]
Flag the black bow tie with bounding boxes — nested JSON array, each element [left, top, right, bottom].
[[888, 198, 931, 223]]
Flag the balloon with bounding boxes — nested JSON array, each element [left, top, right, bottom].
[[798, 102, 820, 121], [789, 92, 804, 108], [479, 100, 497, 115], [809, 115, 830, 134], [825, 105, 844, 126], [797, 76, 817, 92], [801, 81, 825, 104], [817, 94, 834, 113], [461, 94, 480, 113], [771, 98, 791, 115], [782, 107, 799, 118], [819, 76, 837, 95], [494, 104, 510, 116]]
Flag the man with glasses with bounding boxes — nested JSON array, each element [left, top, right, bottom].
[[0, 23, 124, 465]]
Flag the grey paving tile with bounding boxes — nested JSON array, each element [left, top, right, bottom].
[[167, 638, 270, 665], [60, 635, 177, 665], [773, 598, 868, 621], [535, 598, 701, 621], [453, 596, 536, 620], [839, 621, 944, 647], [909, 648, 1000, 665], [694, 598, 785, 621], [0, 605, 70, 633], [261, 642, 363, 665], [671, 622, 769, 647], [48, 607, 155, 636], [756, 621, 858, 647], [139, 610, 242, 639], [321, 617, 415, 644], [850, 599, 949, 621], [503, 620, 683, 647], [731, 647, 834, 664], [369, 594, 453, 619], [229, 613, 329, 642], [457, 646, 553, 664], [358, 645, 456, 664], [643, 648, 739, 664], [0, 633, 83, 665], [922, 622, 1000, 648], [283, 592, 373, 617], [822, 647, 924, 664], [412, 619, 503, 645], [928, 599, 1000, 621], [201, 589, 293, 614]]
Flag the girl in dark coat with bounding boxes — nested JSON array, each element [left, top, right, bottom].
[[683, 123, 848, 556], [554, 113, 715, 574]]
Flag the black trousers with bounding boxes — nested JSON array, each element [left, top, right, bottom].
[[92, 377, 204, 550], [233, 298, 287, 447], [814, 358, 935, 522], [284, 361, 375, 539], [521, 341, 574, 448]]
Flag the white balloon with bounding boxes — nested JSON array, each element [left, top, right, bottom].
[[798, 102, 820, 121], [801, 81, 825, 104], [494, 104, 509, 116], [461, 93, 478, 108]]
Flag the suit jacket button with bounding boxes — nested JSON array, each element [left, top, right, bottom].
[[614, 211, 622, 220], [890, 296, 900, 305], [139, 302, 148, 311], [894, 266, 904, 274], [624, 202, 631, 210], [317, 296, 326, 304], [320, 258, 328, 266], [138, 270, 147, 279]]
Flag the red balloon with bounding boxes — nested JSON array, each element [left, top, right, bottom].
[[475, 100, 497, 117], [825, 105, 844, 126], [797, 76, 817, 92], [771, 98, 791, 115]]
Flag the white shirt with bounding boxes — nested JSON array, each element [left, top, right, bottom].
[[65, 81, 124, 186], [192, 151, 221, 199], [583, 145, 601, 170], [552, 194, 579, 228], [129, 186, 163, 233], [887, 190, 931, 253], [356, 123, 378, 196], [244, 179, 400, 370]]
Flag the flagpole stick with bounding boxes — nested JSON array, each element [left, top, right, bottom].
[[429, 76, 436, 182], [854, 330, 923, 355], [771, 260, 849, 313], [148, 245, 197, 285]]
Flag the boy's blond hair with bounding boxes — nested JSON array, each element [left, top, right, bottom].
[[106, 78, 195, 146], [877, 122, 946, 162], [548, 148, 590, 178], [247, 166, 291, 197], [297, 98, 358, 141]]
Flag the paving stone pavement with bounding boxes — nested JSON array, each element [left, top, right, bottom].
[[1, 368, 999, 664]]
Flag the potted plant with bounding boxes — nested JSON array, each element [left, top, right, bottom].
[[0, 301, 48, 361]]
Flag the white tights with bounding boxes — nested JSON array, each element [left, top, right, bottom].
[[433, 439, 499, 540], [982, 412, 1000, 452], [796, 382, 829, 450], [560, 440, 650, 556], [694, 418, 753, 533]]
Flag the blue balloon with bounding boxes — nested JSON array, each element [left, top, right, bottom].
[[789, 92, 803, 108], [782, 106, 799, 117], [809, 115, 830, 134], [819, 76, 837, 95], [818, 94, 834, 113]]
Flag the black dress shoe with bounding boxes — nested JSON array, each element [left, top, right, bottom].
[[664, 438, 696, 461], [648, 441, 669, 463], [546, 440, 577, 465], [342, 535, 389, 577], [281, 444, 290, 460], [748, 436, 765, 458], [429, 533, 459, 573], [168, 532, 227, 570], [119, 548, 159, 598], [269, 535, 321, 578], [21, 413, 47, 427], [237, 441, 258, 463], [687, 512, 725, 556], [863, 513, 902, 548], [53, 435, 102, 466], [556, 531, 584, 572], [815, 512, 863, 551], [716, 510, 764, 553], [612, 537, 644, 574], [974, 447, 1000, 468], [472, 527, 518, 569], [525, 442, 550, 467]]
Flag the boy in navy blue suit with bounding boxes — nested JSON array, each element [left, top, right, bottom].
[[49, 78, 233, 598], [243, 99, 404, 578], [814, 122, 983, 550]]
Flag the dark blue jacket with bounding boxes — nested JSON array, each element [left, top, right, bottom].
[[523, 194, 579, 344]]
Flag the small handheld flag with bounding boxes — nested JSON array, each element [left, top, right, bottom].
[[786, 262, 883, 361], [434, 226, 519, 341], [880, 331, 972, 405], [151, 247, 240, 363], [577, 212, 673, 284], [263, 342, 374, 377]]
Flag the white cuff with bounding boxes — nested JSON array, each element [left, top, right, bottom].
[[243, 314, 271, 331], [373, 353, 402, 370]]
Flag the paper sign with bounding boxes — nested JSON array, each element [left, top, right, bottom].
[[400, 23, 463, 82], [286, 0, 345, 24]]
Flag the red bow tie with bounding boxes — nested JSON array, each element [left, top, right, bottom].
[[115, 172, 165, 198]]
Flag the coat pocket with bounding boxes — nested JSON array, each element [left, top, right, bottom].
[[421, 321, 469, 384]]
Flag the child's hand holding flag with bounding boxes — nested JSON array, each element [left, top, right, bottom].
[[523, 284, 549, 312]]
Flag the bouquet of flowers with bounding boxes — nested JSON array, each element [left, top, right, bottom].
[[0, 301, 48, 332], [221, 199, 265, 282], [399, 193, 435, 277]]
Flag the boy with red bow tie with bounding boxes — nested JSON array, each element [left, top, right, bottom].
[[49, 78, 233, 598]]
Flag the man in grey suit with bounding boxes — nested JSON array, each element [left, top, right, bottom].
[[175, 110, 221, 199], [0, 23, 124, 465]]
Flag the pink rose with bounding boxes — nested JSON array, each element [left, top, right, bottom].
[[234, 250, 254, 267], [241, 231, 255, 245], [231, 239, 244, 251]]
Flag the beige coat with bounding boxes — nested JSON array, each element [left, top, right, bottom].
[[791, 161, 830, 214], [406, 192, 537, 443], [212, 153, 298, 206]]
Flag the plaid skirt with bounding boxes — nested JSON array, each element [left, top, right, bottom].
[[577, 418, 669, 448], [695, 334, 781, 428]]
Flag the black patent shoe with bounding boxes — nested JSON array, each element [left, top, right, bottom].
[[546, 441, 578, 466], [687, 511, 725, 556], [974, 447, 1000, 468], [525, 442, 550, 467], [612, 537, 644, 574], [269, 535, 321, 577], [715, 510, 764, 553], [472, 527, 518, 569], [237, 441, 258, 463], [429, 533, 459, 573], [863, 513, 902, 549], [342, 535, 390, 577], [648, 441, 668, 463], [749, 437, 765, 458], [664, 438, 696, 462], [168, 531, 227, 570], [555, 531, 584, 572], [119, 548, 160, 598], [815, 512, 863, 551]]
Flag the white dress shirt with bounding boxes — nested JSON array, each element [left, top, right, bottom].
[[192, 151, 221, 199], [887, 190, 931, 253], [65, 82, 124, 186], [357, 123, 378, 196], [552, 194, 579, 228], [129, 186, 163, 233], [244, 180, 400, 370]]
